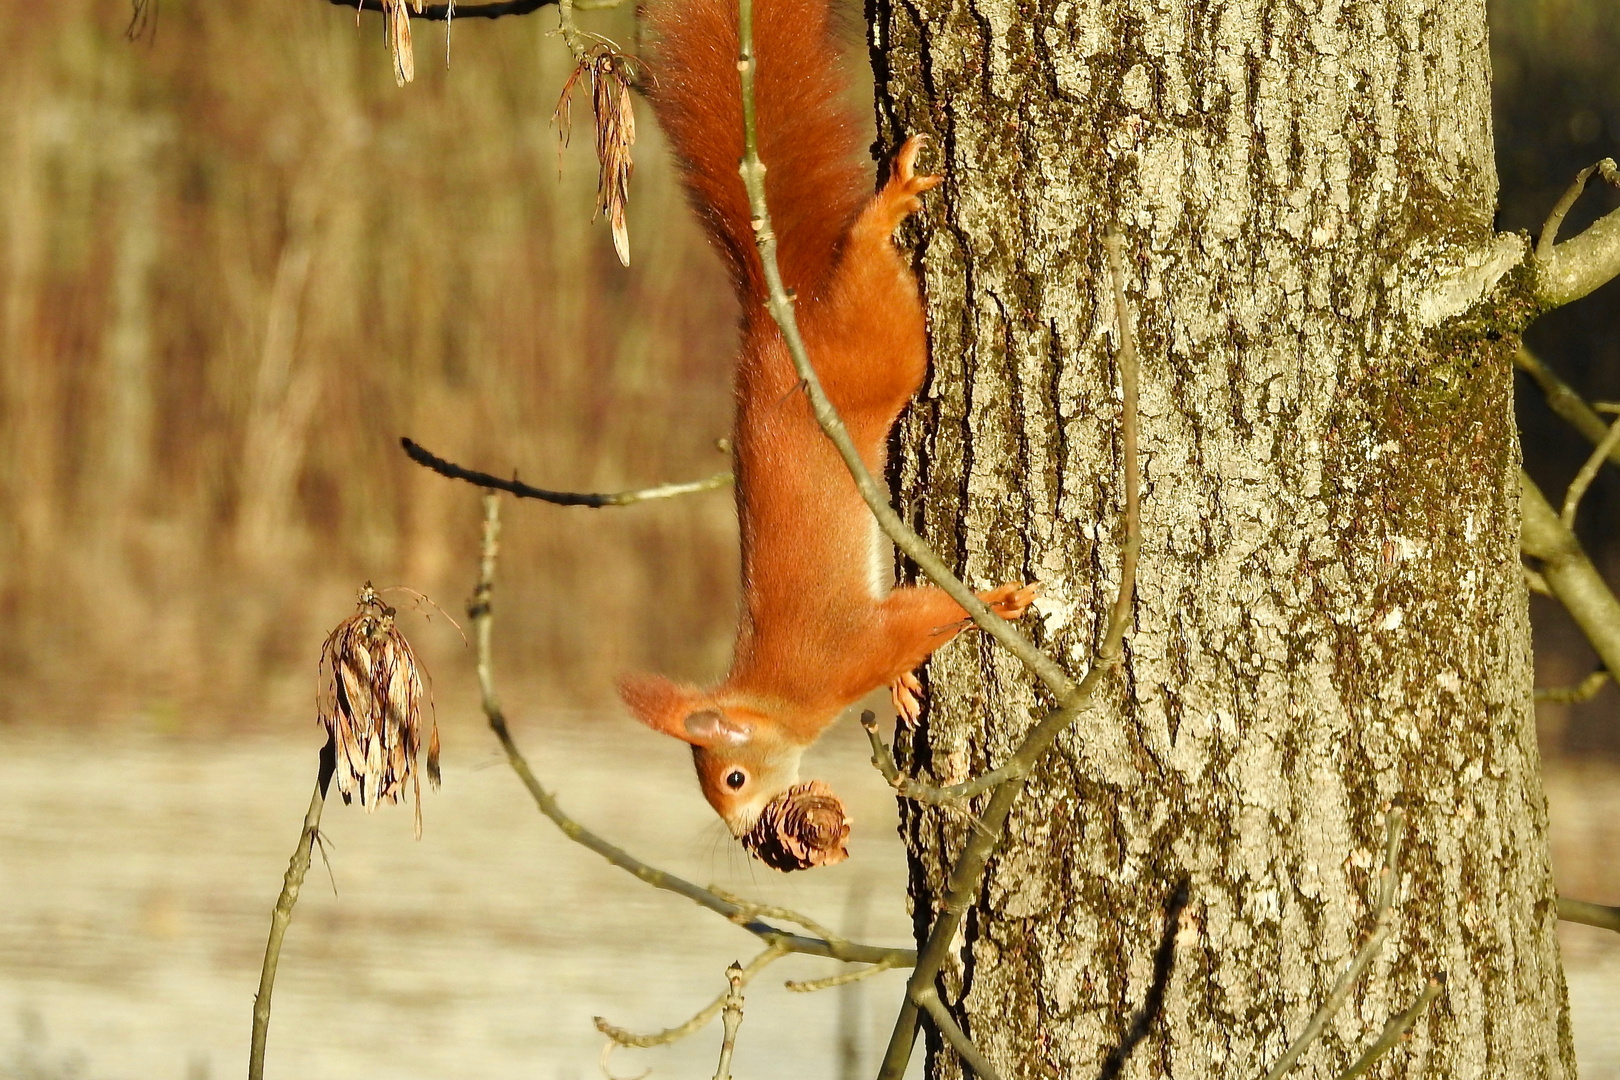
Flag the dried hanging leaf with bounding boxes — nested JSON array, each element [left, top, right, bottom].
[[318, 582, 440, 838], [742, 781, 852, 872], [555, 45, 640, 266], [383, 0, 415, 86]]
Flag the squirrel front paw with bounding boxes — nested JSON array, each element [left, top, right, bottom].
[[891, 671, 925, 729]]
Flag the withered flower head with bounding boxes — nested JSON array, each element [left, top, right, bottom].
[[319, 582, 441, 838], [555, 45, 640, 266], [741, 780, 851, 872]]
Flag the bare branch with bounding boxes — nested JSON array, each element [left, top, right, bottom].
[[1559, 896, 1620, 933], [596, 947, 784, 1049], [405, 437, 730, 507], [1560, 410, 1620, 526], [1533, 159, 1620, 310], [913, 986, 1002, 1080], [1520, 471, 1620, 689], [712, 963, 747, 1080], [467, 494, 913, 968], [1332, 976, 1445, 1080], [249, 741, 335, 1080], [1260, 810, 1406, 1080], [1535, 670, 1609, 703], [324, 0, 553, 20]]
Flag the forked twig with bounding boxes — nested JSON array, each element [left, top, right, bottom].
[[403, 437, 730, 507], [595, 947, 784, 1050], [1537, 158, 1620, 263], [248, 740, 335, 1080], [1332, 976, 1444, 1080]]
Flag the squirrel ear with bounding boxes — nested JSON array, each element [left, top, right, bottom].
[[618, 673, 706, 745], [683, 709, 752, 747]]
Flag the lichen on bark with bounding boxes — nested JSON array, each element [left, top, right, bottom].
[[870, 0, 1574, 1076]]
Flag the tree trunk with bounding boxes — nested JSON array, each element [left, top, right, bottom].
[[870, 0, 1574, 1076]]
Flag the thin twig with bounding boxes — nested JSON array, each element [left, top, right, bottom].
[[874, 235, 1143, 1079], [786, 956, 903, 993], [1332, 976, 1445, 1080], [1260, 810, 1407, 1080], [861, 236, 1141, 810], [325, 0, 551, 19], [1532, 159, 1620, 309], [1522, 565, 1554, 597], [404, 437, 730, 507], [1537, 160, 1618, 262], [712, 963, 747, 1080], [467, 494, 913, 968], [248, 741, 335, 1080], [596, 946, 784, 1049], [914, 986, 1002, 1080], [708, 886, 840, 943], [1559, 896, 1620, 933], [1513, 347, 1620, 455], [1561, 412, 1620, 526], [1535, 670, 1610, 703]]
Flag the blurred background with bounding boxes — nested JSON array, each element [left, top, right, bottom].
[[0, 0, 1617, 1076]]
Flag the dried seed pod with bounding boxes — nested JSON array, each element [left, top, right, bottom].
[[318, 583, 440, 837], [741, 780, 851, 872], [555, 45, 641, 266]]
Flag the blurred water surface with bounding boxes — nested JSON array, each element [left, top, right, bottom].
[[0, 713, 921, 1080], [3, 716, 1619, 1079]]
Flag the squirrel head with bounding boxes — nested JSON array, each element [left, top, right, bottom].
[[618, 673, 804, 836]]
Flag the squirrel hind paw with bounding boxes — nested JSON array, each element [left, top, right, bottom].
[[982, 582, 1040, 621], [891, 671, 925, 729], [879, 135, 943, 221]]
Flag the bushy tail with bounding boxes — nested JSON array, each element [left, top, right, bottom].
[[642, 0, 868, 306]]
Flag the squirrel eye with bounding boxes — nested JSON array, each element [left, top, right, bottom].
[[725, 769, 747, 790]]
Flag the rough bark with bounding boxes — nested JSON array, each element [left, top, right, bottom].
[[870, 0, 1574, 1076]]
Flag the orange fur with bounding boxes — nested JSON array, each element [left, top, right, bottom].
[[627, 0, 1035, 839]]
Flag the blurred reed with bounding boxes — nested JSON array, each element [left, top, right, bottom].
[[0, 0, 741, 727]]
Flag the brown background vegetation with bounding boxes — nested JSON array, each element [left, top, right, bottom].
[[0, 0, 741, 730], [0, 0, 1617, 752]]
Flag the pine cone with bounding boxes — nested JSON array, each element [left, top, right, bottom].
[[742, 780, 851, 871]]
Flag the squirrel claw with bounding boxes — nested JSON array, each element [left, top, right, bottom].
[[891, 671, 925, 728]]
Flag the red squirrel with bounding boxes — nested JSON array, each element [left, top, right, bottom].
[[620, 0, 1036, 838]]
